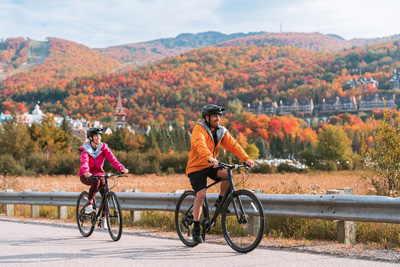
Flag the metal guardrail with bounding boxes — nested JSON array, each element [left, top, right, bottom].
[[1, 191, 400, 224]]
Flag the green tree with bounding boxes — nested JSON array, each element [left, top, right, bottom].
[[102, 128, 125, 151], [317, 125, 352, 166], [228, 98, 243, 115], [255, 138, 268, 159], [0, 116, 33, 160], [29, 117, 70, 154], [361, 108, 400, 196], [245, 143, 259, 160]]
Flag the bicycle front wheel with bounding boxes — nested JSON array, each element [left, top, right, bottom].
[[106, 191, 123, 241], [76, 191, 95, 237], [221, 189, 265, 253], [175, 190, 206, 247]]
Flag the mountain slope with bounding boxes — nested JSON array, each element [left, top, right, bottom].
[[1, 37, 120, 97], [216, 32, 352, 51], [96, 31, 265, 65], [12, 39, 396, 123]]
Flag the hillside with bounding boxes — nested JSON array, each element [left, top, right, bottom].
[[349, 34, 400, 47], [1, 39, 397, 125], [98, 32, 400, 69], [217, 32, 352, 51], [96, 31, 265, 65], [0, 38, 49, 80], [2, 33, 400, 122], [0, 37, 120, 98]]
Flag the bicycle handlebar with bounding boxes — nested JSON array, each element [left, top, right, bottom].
[[90, 172, 127, 179], [218, 162, 250, 170]]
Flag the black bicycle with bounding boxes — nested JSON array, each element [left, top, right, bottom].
[[76, 172, 125, 241], [175, 162, 265, 253]]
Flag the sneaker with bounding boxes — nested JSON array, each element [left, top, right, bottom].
[[101, 217, 108, 230], [191, 228, 204, 243], [85, 204, 95, 215]]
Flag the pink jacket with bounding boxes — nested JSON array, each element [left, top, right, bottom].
[[79, 142, 125, 177]]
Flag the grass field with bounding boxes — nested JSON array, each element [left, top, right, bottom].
[[4, 170, 373, 195]]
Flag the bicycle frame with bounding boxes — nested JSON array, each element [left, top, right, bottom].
[[201, 165, 247, 232], [85, 173, 118, 224]]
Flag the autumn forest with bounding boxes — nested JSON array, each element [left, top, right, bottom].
[[1, 32, 400, 175]]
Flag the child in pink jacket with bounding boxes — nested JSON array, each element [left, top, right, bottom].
[[79, 127, 129, 229]]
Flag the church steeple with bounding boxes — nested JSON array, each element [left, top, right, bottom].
[[114, 91, 126, 130]]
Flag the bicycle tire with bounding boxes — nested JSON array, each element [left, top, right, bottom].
[[106, 191, 123, 241], [76, 191, 95, 237], [175, 190, 206, 247], [221, 189, 265, 253]]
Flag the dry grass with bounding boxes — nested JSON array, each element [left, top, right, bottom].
[[5, 170, 372, 195]]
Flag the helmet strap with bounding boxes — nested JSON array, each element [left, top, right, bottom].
[[205, 116, 219, 131], [89, 136, 100, 147], [205, 116, 212, 129]]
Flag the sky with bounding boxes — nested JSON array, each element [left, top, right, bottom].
[[1, 0, 399, 49]]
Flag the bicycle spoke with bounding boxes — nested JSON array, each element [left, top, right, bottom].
[[106, 192, 123, 241], [175, 190, 205, 247], [222, 190, 265, 253], [76, 191, 95, 237]]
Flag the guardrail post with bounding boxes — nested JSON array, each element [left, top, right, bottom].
[[326, 188, 356, 245], [123, 189, 142, 223], [52, 189, 68, 219], [4, 189, 14, 216], [249, 189, 263, 235], [24, 189, 39, 218]]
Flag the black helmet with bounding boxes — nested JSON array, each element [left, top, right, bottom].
[[87, 127, 103, 138], [201, 104, 225, 118]]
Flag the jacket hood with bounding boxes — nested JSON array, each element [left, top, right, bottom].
[[198, 121, 228, 143], [81, 142, 104, 159]]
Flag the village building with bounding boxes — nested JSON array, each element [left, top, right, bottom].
[[389, 69, 400, 90], [345, 77, 379, 90], [279, 99, 313, 115], [247, 101, 278, 115], [114, 92, 126, 130], [358, 93, 395, 111], [321, 96, 357, 114]]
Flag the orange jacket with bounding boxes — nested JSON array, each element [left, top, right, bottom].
[[186, 122, 251, 175]]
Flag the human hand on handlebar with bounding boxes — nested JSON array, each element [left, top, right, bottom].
[[121, 168, 129, 174], [244, 161, 255, 168], [208, 158, 219, 168], [84, 172, 92, 178]]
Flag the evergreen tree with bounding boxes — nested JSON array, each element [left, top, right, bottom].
[[255, 138, 268, 159]]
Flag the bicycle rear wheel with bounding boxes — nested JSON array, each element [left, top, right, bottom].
[[175, 190, 206, 247], [106, 191, 123, 241], [76, 191, 95, 237], [221, 189, 265, 253]]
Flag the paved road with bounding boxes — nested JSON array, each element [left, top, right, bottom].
[[0, 218, 396, 267]]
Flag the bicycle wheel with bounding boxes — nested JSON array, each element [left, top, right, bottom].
[[106, 191, 123, 241], [76, 191, 95, 237], [175, 190, 207, 247], [221, 189, 265, 253]]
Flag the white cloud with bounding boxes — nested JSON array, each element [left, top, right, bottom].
[[0, 0, 399, 47]]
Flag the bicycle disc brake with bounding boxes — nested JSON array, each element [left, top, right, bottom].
[[204, 220, 211, 233], [239, 214, 250, 228]]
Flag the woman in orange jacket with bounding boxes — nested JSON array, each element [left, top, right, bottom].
[[185, 104, 255, 244]]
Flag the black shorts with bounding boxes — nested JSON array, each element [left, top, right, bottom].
[[188, 166, 221, 193]]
